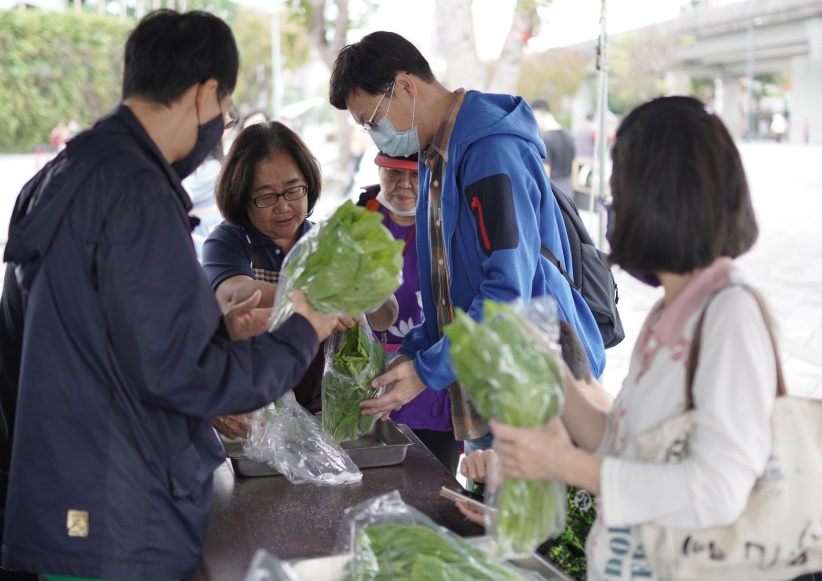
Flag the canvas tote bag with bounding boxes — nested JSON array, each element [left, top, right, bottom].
[[635, 285, 822, 581]]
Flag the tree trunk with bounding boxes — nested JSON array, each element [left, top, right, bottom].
[[434, 0, 485, 90], [487, 1, 540, 94], [303, 0, 353, 184]]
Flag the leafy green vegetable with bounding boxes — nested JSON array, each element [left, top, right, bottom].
[[541, 487, 597, 580], [444, 300, 566, 557], [322, 324, 387, 442], [270, 201, 404, 329], [347, 523, 535, 581]]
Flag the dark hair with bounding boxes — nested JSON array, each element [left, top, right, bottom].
[[216, 122, 321, 224], [558, 321, 592, 382], [329, 31, 435, 110], [122, 10, 239, 105], [608, 96, 758, 274]]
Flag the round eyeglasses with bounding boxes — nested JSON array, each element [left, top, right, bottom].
[[252, 184, 308, 209]]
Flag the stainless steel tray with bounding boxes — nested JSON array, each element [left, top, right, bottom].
[[222, 419, 413, 478]]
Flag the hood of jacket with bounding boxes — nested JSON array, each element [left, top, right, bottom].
[[449, 91, 547, 159], [3, 105, 192, 292]]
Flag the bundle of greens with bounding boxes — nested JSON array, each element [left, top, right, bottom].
[[444, 300, 567, 557], [322, 322, 387, 442], [347, 523, 535, 581], [540, 487, 597, 580], [269, 201, 404, 330]]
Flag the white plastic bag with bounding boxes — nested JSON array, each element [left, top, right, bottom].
[[268, 201, 403, 330], [338, 491, 541, 580], [445, 296, 567, 557], [243, 391, 362, 486], [242, 549, 300, 581], [321, 316, 386, 442]]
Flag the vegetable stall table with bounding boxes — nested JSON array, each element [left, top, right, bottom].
[[194, 424, 483, 580]]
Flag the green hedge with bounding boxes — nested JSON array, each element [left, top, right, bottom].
[[0, 10, 131, 153]]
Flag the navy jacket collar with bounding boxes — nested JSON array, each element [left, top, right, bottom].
[[114, 104, 193, 214]]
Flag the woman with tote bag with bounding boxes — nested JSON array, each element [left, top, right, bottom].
[[482, 96, 822, 580]]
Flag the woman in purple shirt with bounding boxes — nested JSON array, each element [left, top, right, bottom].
[[357, 152, 458, 473]]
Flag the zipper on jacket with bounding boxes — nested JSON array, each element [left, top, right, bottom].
[[469, 196, 492, 253]]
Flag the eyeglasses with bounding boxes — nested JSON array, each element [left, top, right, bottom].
[[252, 184, 308, 208], [362, 83, 393, 132], [224, 101, 239, 130]]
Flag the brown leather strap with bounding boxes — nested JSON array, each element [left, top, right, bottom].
[[685, 284, 786, 410]]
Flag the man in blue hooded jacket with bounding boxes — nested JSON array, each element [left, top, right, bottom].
[[330, 31, 606, 453], [0, 10, 338, 580]]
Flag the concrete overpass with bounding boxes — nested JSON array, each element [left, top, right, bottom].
[[671, 0, 822, 144], [560, 0, 822, 144]]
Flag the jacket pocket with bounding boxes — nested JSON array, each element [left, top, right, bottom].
[[464, 173, 519, 255]]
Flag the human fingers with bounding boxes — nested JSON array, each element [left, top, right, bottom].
[[337, 314, 357, 330], [371, 365, 401, 389], [290, 291, 337, 341], [359, 390, 403, 414]]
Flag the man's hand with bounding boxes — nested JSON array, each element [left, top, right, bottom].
[[335, 314, 358, 332], [460, 449, 495, 485], [212, 413, 252, 440], [360, 359, 425, 419], [388, 354, 411, 370], [291, 290, 338, 342], [224, 290, 272, 341]]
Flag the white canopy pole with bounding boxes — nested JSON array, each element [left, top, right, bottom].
[[594, 0, 609, 248], [271, 0, 283, 120]]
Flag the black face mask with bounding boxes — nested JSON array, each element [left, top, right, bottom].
[[606, 203, 661, 288], [172, 113, 224, 180]]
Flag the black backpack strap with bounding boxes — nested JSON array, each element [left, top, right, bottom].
[[540, 244, 574, 289], [541, 179, 584, 290]]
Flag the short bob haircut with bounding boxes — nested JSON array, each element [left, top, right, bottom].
[[122, 10, 239, 105], [216, 122, 322, 225], [329, 31, 435, 110], [608, 96, 758, 274]]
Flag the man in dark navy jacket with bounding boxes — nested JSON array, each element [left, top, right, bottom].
[[0, 10, 337, 580]]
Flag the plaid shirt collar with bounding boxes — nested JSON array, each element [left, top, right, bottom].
[[424, 89, 466, 166]]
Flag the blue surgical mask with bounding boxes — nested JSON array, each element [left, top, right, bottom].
[[172, 112, 224, 180], [368, 84, 420, 158], [605, 202, 661, 287]]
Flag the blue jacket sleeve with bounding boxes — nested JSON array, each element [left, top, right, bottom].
[[99, 175, 319, 418], [398, 320, 435, 360], [410, 135, 604, 390]]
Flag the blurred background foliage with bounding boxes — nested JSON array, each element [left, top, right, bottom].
[[0, 10, 129, 151]]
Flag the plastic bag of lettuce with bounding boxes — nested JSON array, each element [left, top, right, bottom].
[[322, 317, 386, 442], [339, 491, 541, 581], [444, 297, 567, 558], [269, 201, 403, 330]]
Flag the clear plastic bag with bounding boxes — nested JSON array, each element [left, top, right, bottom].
[[243, 391, 362, 486], [269, 201, 403, 330], [444, 297, 567, 557], [242, 549, 300, 581], [338, 491, 541, 580], [321, 316, 387, 442]]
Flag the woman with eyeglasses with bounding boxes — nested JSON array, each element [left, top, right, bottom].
[[202, 121, 398, 439]]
